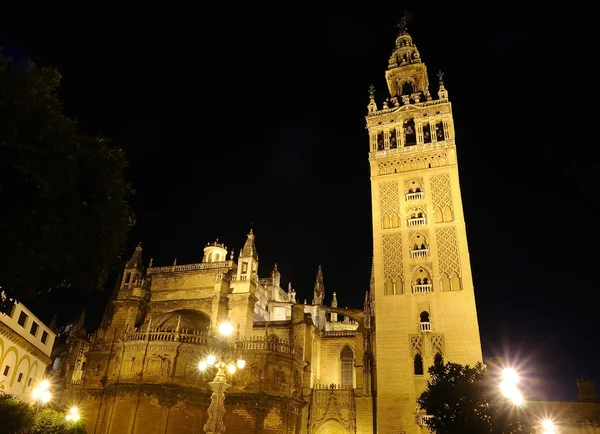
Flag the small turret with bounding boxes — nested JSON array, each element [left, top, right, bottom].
[[313, 265, 325, 305], [237, 229, 259, 282], [271, 263, 281, 288], [287, 282, 297, 303], [202, 238, 228, 263], [121, 243, 144, 291], [331, 292, 338, 322]]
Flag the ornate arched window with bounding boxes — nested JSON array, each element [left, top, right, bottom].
[[414, 353, 424, 375], [340, 346, 354, 388]]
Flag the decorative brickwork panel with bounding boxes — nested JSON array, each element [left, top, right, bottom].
[[431, 334, 444, 356], [382, 233, 403, 281], [410, 335, 422, 355], [435, 226, 461, 277], [379, 181, 400, 218], [379, 181, 400, 216], [431, 173, 453, 210]]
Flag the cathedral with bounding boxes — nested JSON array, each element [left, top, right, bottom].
[[50, 17, 483, 434]]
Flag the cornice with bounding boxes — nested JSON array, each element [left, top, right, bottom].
[[0, 322, 51, 365]]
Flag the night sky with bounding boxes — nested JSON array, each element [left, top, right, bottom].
[[1, 6, 597, 401]]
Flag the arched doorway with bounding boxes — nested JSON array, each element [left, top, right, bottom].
[[314, 418, 349, 434]]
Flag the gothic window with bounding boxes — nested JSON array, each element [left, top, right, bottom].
[[340, 346, 354, 388], [423, 123, 432, 144], [390, 129, 398, 149], [414, 354, 424, 375], [435, 122, 445, 141], [402, 81, 414, 96], [434, 352, 444, 366], [377, 132, 385, 150], [404, 119, 416, 146]]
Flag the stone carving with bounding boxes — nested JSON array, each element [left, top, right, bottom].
[[410, 335, 422, 355], [379, 181, 400, 226], [382, 233, 403, 282], [431, 334, 444, 356], [430, 173, 453, 212], [435, 226, 461, 277]]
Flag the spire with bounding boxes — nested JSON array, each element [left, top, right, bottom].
[[332, 292, 338, 308], [240, 229, 258, 260], [367, 84, 378, 114], [313, 265, 325, 305], [272, 263, 279, 276], [437, 70, 448, 99], [126, 242, 144, 269]]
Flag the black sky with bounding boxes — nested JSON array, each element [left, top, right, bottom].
[[1, 6, 597, 401]]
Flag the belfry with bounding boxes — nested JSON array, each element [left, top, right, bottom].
[[366, 11, 483, 433]]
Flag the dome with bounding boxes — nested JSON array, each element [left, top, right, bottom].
[[141, 309, 210, 333]]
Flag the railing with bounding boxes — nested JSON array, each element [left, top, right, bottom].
[[369, 140, 453, 160], [313, 383, 353, 390], [240, 336, 303, 358], [367, 97, 449, 117], [253, 320, 292, 328], [71, 379, 83, 385], [419, 322, 431, 333], [408, 218, 426, 227], [418, 414, 434, 427], [406, 192, 424, 200], [413, 284, 433, 294], [321, 330, 357, 338], [410, 247, 429, 258], [147, 260, 233, 275], [123, 328, 208, 344]]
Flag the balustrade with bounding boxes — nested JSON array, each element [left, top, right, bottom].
[[413, 284, 432, 294], [409, 247, 429, 258], [408, 217, 426, 227], [406, 192, 424, 201], [419, 322, 431, 332]]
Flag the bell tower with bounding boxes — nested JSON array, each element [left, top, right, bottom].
[[366, 13, 483, 433]]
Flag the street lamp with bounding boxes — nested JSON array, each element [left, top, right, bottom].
[[199, 321, 246, 434], [500, 368, 524, 406], [31, 379, 52, 409], [541, 418, 557, 434], [65, 406, 80, 422]]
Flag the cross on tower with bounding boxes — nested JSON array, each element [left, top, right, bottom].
[[397, 10, 413, 34]]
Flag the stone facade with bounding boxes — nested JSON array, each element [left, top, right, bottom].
[[0, 301, 55, 403], [366, 20, 483, 433], [55, 237, 371, 433], [52, 16, 487, 434]]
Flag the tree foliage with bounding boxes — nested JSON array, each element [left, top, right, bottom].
[[0, 55, 135, 305], [0, 393, 35, 433], [417, 357, 529, 434], [31, 408, 86, 434]]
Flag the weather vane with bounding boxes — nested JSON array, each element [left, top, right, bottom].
[[436, 70, 444, 84], [397, 10, 413, 34], [368, 84, 375, 96]]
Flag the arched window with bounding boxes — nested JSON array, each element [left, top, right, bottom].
[[340, 346, 354, 388], [420, 311, 430, 323], [414, 354, 424, 375]]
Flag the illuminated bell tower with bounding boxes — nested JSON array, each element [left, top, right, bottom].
[[366, 14, 483, 433]]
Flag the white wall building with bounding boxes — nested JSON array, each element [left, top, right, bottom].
[[0, 302, 55, 403]]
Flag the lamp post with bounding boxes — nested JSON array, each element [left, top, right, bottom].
[[65, 406, 80, 422], [199, 321, 246, 434], [31, 379, 52, 412], [541, 419, 557, 434], [499, 368, 524, 406]]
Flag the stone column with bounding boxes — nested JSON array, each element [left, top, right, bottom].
[[204, 368, 230, 434]]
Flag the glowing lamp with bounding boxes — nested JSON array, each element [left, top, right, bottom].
[[236, 359, 246, 369], [218, 322, 234, 337]]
